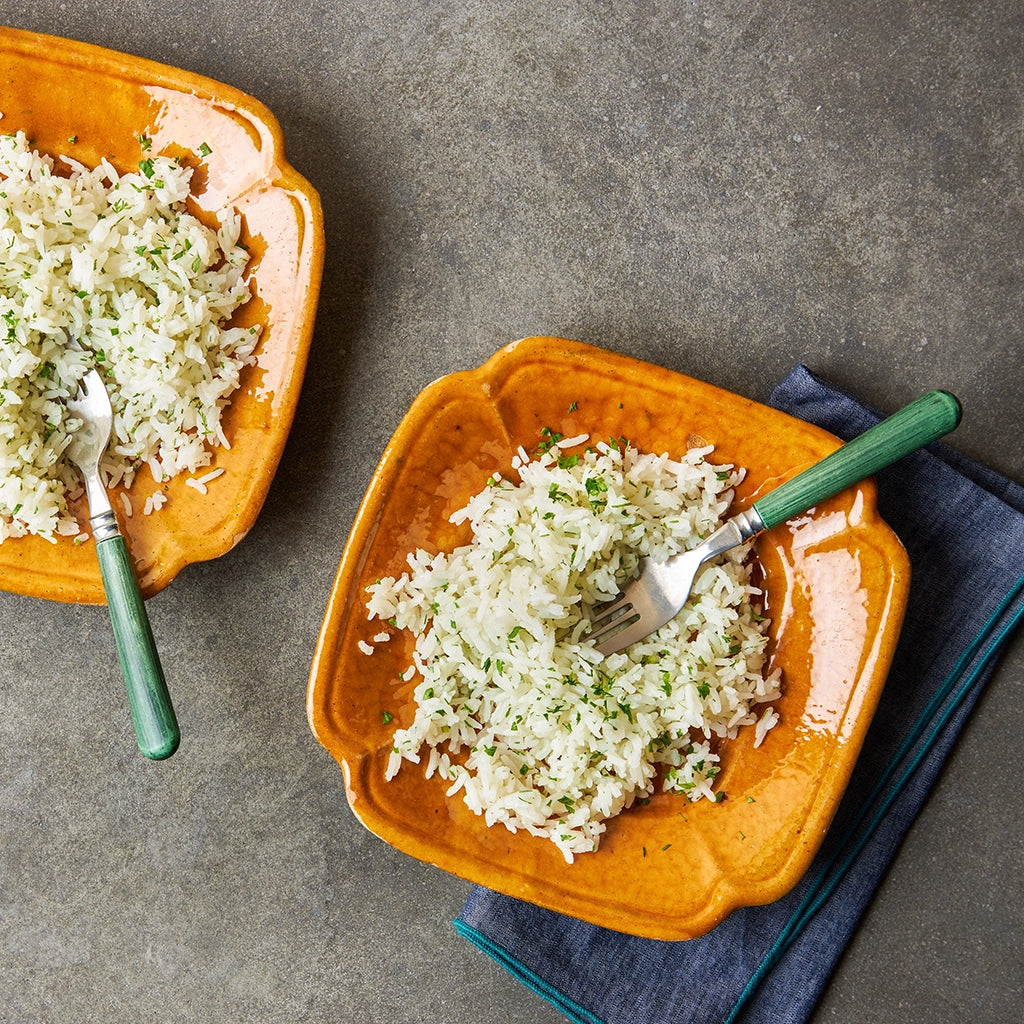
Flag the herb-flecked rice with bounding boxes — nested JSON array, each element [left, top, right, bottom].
[[0, 126, 259, 542], [364, 433, 781, 862]]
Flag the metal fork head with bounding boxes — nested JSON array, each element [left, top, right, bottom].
[[585, 586, 642, 655], [584, 512, 766, 657], [65, 369, 113, 470], [585, 555, 700, 656]]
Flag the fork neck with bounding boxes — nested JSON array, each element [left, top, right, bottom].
[[82, 474, 120, 541], [89, 507, 121, 543], [699, 507, 766, 559]]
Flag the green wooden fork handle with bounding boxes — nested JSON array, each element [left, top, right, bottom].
[[753, 389, 963, 531], [96, 534, 180, 760]]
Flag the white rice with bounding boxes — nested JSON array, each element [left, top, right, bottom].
[[0, 128, 259, 542], [365, 434, 781, 862], [143, 490, 168, 516]]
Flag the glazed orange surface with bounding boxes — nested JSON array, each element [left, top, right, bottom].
[[308, 337, 910, 940], [0, 27, 324, 602]]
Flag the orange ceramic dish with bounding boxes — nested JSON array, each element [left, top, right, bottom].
[[0, 27, 324, 602], [307, 337, 910, 940]]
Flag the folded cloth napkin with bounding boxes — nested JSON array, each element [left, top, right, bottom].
[[456, 364, 1024, 1024]]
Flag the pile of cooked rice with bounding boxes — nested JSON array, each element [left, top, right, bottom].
[[0, 126, 259, 543], [363, 432, 781, 862]]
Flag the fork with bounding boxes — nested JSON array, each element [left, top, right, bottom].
[[586, 388, 962, 656], [66, 369, 180, 759]]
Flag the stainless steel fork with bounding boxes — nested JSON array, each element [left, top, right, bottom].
[[585, 389, 962, 656], [66, 369, 180, 759]]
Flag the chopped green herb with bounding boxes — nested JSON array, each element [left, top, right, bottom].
[[538, 426, 563, 452]]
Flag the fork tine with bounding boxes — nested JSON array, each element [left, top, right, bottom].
[[585, 575, 654, 654], [586, 602, 640, 649], [592, 613, 665, 656], [586, 588, 636, 631]]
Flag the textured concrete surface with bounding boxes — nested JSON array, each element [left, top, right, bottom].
[[1, 2, 1022, 1022]]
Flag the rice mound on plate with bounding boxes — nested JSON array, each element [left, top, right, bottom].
[[0, 126, 259, 543], [364, 432, 782, 863]]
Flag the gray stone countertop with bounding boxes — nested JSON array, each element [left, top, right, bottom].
[[1, 2, 1021, 1022]]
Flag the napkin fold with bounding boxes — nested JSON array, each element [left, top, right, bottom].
[[455, 365, 1024, 1024]]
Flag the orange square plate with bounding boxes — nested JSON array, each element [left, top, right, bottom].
[[0, 27, 324, 602], [307, 337, 910, 940]]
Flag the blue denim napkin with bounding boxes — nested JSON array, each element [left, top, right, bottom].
[[456, 365, 1024, 1024]]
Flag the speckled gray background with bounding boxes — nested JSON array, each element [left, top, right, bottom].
[[1, 2, 1021, 1022]]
